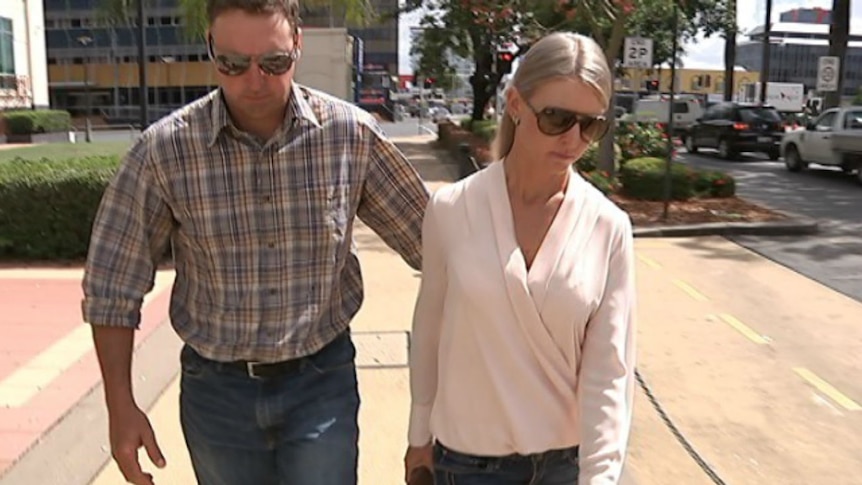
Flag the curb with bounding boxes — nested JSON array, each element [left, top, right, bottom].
[[633, 217, 819, 237], [0, 319, 182, 485], [633, 201, 820, 237]]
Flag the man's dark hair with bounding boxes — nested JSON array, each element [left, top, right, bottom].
[[207, 0, 301, 29]]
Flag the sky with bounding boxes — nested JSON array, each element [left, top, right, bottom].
[[397, 0, 862, 75]]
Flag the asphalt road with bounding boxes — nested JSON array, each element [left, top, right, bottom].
[[679, 147, 862, 303]]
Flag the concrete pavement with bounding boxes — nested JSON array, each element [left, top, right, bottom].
[[631, 236, 862, 485]]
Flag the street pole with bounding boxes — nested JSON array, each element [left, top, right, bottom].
[[138, 0, 149, 129], [759, 0, 773, 103], [84, 62, 92, 142], [662, 2, 680, 220], [77, 35, 93, 142], [418, 75, 424, 135]]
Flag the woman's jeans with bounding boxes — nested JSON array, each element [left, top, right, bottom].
[[178, 331, 360, 485], [432, 442, 580, 484]]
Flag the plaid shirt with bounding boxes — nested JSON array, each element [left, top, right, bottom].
[[82, 85, 429, 362]]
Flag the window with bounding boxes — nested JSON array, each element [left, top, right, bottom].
[[738, 107, 782, 123], [0, 17, 14, 77], [815, 112, 836, 131], [843, 111, 862, 130], [704, 103, 727, 120]]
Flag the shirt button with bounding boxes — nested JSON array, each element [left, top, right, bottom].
[[268, 289, 277, 296], [262, 195, 272, 203], [267, 241, 276, 248]]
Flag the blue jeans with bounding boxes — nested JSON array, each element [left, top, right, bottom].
[[179, 331, 360, 485], [432, 442, 579, 485]]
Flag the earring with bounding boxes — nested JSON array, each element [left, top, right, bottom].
[[513, 116, 520, 126]]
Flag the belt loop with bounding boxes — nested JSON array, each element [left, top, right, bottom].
[[246, 362, 263, 379]]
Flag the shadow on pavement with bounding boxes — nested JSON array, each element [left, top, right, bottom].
[[672, 237, 763, 263], [395, 139, 461, 184]]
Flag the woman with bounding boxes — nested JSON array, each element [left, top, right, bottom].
[[404, 32, 636, 484]]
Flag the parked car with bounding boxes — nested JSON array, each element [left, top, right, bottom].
[[630, 94, 705, 141], [429, 106, 452, 123], [685, 102, 785, 160], [781, 107, 862, 184]]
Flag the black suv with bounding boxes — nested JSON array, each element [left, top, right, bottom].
[[685, 102, 785, 160]]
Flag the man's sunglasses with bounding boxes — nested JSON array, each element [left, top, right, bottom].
[[524, 99, 609, 141], [207, 35, 299, 76]]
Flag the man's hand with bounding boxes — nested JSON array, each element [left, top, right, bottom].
[[108, 404, 166, 485], [404, 443, 433, 483]]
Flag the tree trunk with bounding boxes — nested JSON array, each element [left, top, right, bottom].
[[469, 33, 496, 122], [470, 73, 492, 122], [598, 85, 616, 174], [598, 14, 629, 174], [825, 0, 850, 109], [723, 0, 736, 101]]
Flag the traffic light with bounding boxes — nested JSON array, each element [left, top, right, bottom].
[[423, 77, 434, 89], [644, 79, 659, 93], [496, 51, 514, 75]]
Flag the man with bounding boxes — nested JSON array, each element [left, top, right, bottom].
[[81, 1, 429, 484]]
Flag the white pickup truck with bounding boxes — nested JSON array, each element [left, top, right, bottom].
[[781, 107, 862, 184]]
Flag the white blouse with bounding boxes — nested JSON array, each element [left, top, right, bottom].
[[408, 161, 637, 484]]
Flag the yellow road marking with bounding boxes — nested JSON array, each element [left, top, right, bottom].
[[0, 272, 175, 408], [718, 313, 769, 345], [637, 255, 662, 269], [794, 368, 862, 411], [672, 279, 709, 302]]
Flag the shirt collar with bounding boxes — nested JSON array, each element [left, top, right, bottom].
[[208, 83, 321, 147]]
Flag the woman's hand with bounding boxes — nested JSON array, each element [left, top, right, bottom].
[[404, 443, 434, 483]]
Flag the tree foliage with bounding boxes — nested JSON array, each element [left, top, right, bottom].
[[409, 0, 736, 122], [97, 0, 379, 42]]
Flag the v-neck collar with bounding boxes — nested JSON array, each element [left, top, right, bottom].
[[491, 161, 578, 276]]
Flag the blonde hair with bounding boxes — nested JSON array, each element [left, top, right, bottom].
[[491, 32, 612, 160]]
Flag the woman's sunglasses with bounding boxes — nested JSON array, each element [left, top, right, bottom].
[[207, 35, 299, 76], [524, 99, 609, 141]]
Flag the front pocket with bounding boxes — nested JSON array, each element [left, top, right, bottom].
[[305, 333, 357, 374], [180, 345, 205, 378]]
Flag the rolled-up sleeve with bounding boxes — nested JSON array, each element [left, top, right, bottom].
[[577, 215, 637, 484], [357, 127, 429, 271], [81, 139, 174, 328]]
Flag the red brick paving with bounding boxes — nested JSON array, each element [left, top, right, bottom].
[[0, 272, 172, 475], [0, 279, 89, 382]]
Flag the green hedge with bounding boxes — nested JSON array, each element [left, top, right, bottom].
[[619, 157, 695, 201], [616, 121, 671, 161], [619, 157, 736, 201], [0, 155, 119, 259], [580, 169, 620, 195], [3, 110, 72, 134], [693, 169, 736, 198]]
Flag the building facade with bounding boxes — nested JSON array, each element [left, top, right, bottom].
[[737, 8, 862, 97], [43, 0, 214, 124], [42, 0, 398, 124], [617, 67, 761, 98], [0, 0, 49, 111], [302, 0, 399, 74]]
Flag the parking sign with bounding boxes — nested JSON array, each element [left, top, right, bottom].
[[623, 37, 653, 69], [817, 56, 840, 92]]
